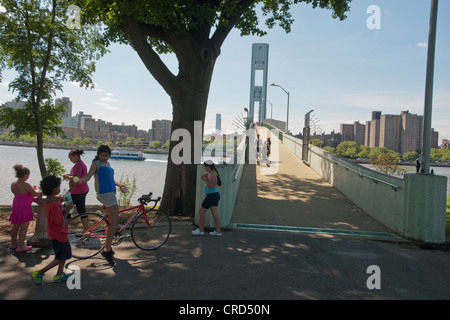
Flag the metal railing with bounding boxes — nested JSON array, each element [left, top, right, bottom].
[[232, 138, 247, 182], [308, 147, 401, 191]]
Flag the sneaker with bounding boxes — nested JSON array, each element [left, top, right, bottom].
[[101, 250, 116, 266], [210, 231, 222, 236], [191, 228, 205, 236], [31, 271, 43, 286], [15, 245, 32, 253], [53, 273, 71, 283]]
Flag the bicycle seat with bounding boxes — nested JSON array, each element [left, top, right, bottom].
[[138, 192, 153, 205]]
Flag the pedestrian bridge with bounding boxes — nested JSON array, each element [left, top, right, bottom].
[[195, 126, 447, 243]]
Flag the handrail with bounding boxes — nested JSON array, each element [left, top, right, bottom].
[[308, 148, 401, 191], [334, 160, 400, 191], [232, 138, 247, 182]]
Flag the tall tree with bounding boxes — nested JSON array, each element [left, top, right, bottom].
[[77, 0, 351, 216], [0, 0, 107, 177]]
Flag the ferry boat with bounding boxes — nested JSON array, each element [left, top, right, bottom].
[[110, 150, 145, 161]]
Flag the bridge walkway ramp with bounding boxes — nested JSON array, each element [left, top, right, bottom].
[[231, 127, 400, 240]]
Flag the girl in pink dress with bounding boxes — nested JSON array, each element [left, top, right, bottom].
[[10, 164, 41, 252]]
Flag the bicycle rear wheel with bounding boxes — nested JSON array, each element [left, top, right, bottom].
[[68, 213, 108, 259], [131, 210, 171, 250]]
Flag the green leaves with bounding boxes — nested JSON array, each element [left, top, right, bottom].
[[0, 100, 65, 138], [75, 0, 351, 51], [0, 0, 109, 177], [0, 0, 108, 96], [45, 158, 66, 177], [0, 0, 108, 139]]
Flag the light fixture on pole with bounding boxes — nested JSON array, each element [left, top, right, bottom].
[[244, 107, 249, 130], [270, 83, 290, 133]]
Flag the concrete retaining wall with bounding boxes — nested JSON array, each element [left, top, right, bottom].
[[281, 130, 447, 243], [194, 139, 247, 228]]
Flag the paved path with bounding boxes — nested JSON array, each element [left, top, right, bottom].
[[1, 223, 450, 301], [2, 127, 450, 302]]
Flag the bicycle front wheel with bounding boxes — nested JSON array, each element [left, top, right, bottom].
[[131, 210, 171, 250], [68, 213, 108, 259]]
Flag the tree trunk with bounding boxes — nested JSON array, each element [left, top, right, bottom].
[[35, 130, 47, 178], [160, 49, 216, 216], [120, 15, 220, 216], [29, 103, 50, 248]]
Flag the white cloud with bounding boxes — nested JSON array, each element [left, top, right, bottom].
[[104, 106, 120, 110], [336, 90, 424, 113], [416, 42, 428, 48], [100, 97, 118, 103], [69, 81, 84, 88]]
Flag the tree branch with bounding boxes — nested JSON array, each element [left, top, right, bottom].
[[37, 0, 56, 108], [120, 15, 177, 96], [211, 0, 255, 49], [139, 22, 167, 40]]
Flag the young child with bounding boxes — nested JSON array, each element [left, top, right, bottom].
[[9, 164, 41, 252], [31, 175, 73, 286], [192, 160, 222, 236]]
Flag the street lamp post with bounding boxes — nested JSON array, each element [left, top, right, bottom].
[[267, 99, 273, 119], [303, 109, 314, 162], [270, 83, 290, 133], [421, 0, 439, 174], [244, 107, 249, 163]]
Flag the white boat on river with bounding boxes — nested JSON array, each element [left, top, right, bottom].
[[110, 149, 145, 161]]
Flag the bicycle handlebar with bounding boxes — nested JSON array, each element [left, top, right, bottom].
[[138, 192, 161, 208]]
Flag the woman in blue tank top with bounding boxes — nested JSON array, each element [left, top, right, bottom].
[[78, 145, 125, 266], [192, 160, 222, 236]]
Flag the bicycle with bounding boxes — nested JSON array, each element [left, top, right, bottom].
[[67, 192, 171, 259]]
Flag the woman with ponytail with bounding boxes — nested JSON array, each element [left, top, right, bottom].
[[77, 145, 125, 266], [192, 160, 222, 236]]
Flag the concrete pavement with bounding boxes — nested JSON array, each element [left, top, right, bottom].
[[232, 128, 399, 239], [1, 222, 450, 300], [1, 127, 450, 301]]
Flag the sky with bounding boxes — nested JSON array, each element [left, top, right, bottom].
[[1, 0, 449, 143]]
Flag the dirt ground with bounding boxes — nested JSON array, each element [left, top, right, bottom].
[[0, 204, 192, 242]]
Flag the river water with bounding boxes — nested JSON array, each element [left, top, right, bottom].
[[1, 145, 449, 206], [360, 163, 450, 195], [1, 145, 167, 205]]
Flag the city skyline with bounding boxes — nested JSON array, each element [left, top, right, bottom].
[[1, 0, 449, 140], [339, 110, 440, 154]]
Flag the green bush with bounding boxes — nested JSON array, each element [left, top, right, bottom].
[[117, 174, 137, 207], [45, 158, 66, 177]]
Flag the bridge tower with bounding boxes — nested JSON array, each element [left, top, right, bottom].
[[249, 43, 269, 125]]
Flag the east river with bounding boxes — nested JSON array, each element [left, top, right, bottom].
[[1, 144, 448, 206], [0, 145, 167, 205]]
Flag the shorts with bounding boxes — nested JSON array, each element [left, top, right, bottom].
[[51, 239, 72, 261], [201, 192, 220, 209], [72, 192, 87, 214], [97, 192, 118, 207]]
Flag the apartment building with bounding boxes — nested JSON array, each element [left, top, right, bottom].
[[1, 97, 171, 145], [339, 111, 438, 154], [400, 111, 423, 154], [340, 121, 366, 146], [151, 119, 172, 143], [379, 114, 402, 153]]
